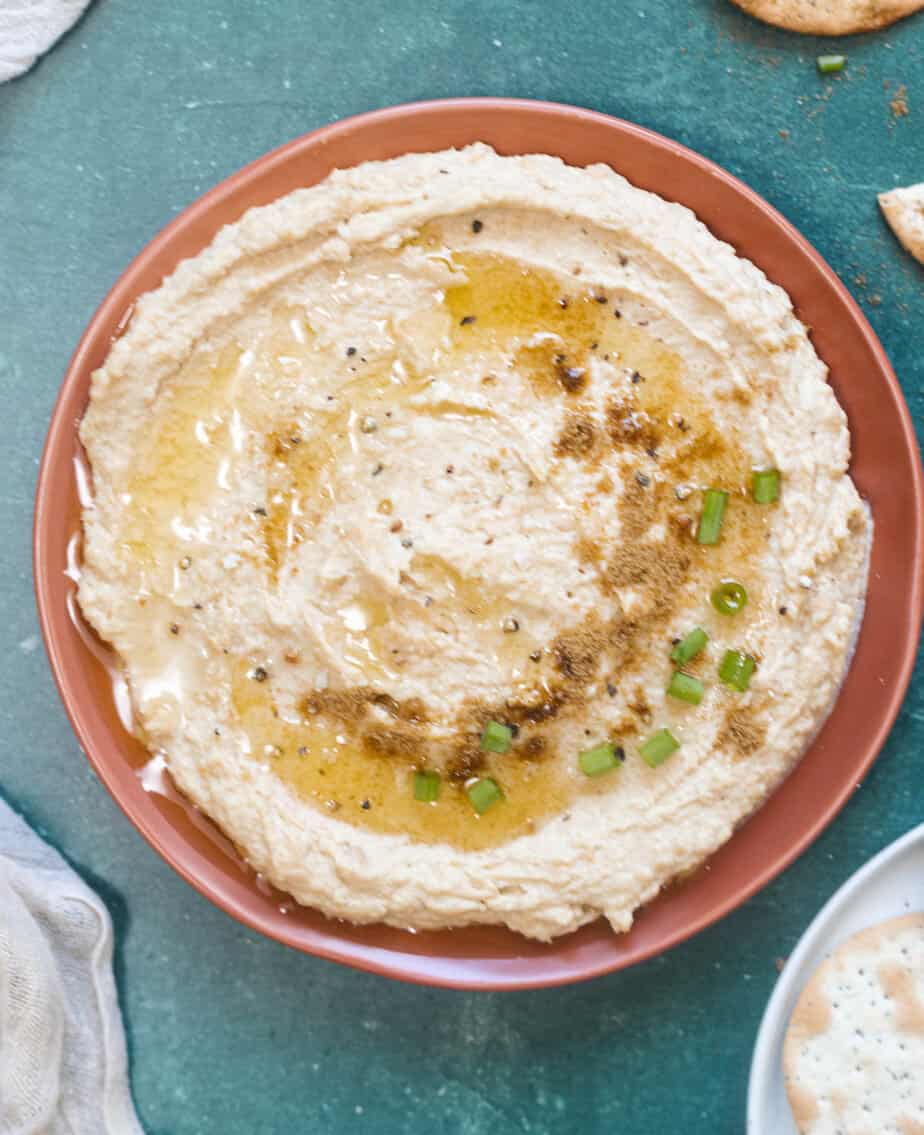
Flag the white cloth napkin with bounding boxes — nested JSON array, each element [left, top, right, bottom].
[[0, 798, 143, 1135], [0, 0, 93, 82]]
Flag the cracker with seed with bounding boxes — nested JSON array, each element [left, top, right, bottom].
[[880, 183, 924, 266], [784, 913, 924, 1134], [729, 0, 924, 34]]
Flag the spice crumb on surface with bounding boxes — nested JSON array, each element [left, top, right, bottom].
[[890, 84, 909, 119]]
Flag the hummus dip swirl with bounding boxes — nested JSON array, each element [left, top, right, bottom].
[[79, 145, 870, 940]]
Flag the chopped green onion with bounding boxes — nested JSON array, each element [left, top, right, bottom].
[[671, 627, 708, 666], [640, 728, 680, 768], [413, 770, 440, 802], [696, 489, 728, 545], [467, 777, 504, 814], [817, 54, 846, 74], [480, 720, 513, 753], [719, 650, 756, 692], [711, 579, 748, 616], [667, 671, 705, 706], [579, 741, 623, 777], [751, 468, 781, 504]]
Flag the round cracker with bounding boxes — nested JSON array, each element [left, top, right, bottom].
[[784, 913, 924, 1134], [880, 183, 924, 267], [729, 0, 924, 35]]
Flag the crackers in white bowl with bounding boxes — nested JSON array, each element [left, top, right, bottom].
[[784, 913, 924, 1134]]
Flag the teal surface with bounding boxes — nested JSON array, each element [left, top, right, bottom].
[[2, 2, 923, 1131]]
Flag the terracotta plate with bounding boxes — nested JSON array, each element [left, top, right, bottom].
[[33, 99, 924, 989]]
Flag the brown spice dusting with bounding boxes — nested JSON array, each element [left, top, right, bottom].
[[502, 688, 569, 726], [552, 621, 607, 683], [364, 726, 422, 759], [628, 687, 653, 725], [459, 314, 477, 326], [370, 692, 429, 724], [302, 687, 429, 727], [556, 362, 587, 394], [576, 536, 602, 565], [303, 688, 369, 722], [446, 729, 486, 780], [605, 541, 691, 595], [554, 413, 597, 458], [605, 395, 660, 453], [717, 707, 766, 756], [618, 476, 659, 541], [523, 736, 547, 758]]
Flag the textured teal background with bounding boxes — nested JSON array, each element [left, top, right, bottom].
[[2, 2, 923, 1131]]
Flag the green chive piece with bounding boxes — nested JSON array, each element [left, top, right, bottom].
[[697, 489, 728, 545], [711, 579, 748, 616], [671, 627, 708, 666], [817, 54, 846, 74], [751, 468, 781, 504], [467, 777, 504, 814], [413, 770, 440, 802], [667, 671, 705, 706], [719, 650, 756, 692], [579, 741, 623, 778], [640, 728, 680, 768], [480, 720, 513, 753]]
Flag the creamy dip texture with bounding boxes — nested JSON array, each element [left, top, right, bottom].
[[78, 145, 870, 939]]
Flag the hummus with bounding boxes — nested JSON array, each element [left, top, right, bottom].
[[78, 144, 870, 940]]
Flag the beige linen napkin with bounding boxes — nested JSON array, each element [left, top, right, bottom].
[[0, 798, 143, 1135], [0, 0, 93, 82]]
